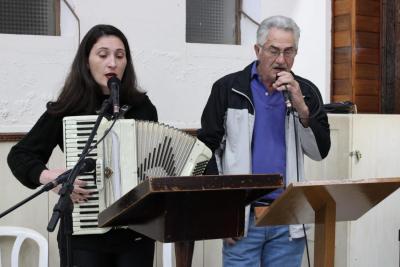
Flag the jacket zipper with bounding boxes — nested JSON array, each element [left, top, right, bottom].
[[231, 88, 256, 118]]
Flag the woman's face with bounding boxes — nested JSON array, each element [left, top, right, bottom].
[[88, 35, 127, 94]]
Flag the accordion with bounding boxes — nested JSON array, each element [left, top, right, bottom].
[[63, 115, 212, 235]]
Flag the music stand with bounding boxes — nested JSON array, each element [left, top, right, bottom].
[[255, 177, 400, 267], [98, 174, 283, 266]]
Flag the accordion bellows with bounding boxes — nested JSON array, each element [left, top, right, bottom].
[[63, 115, 212, 235]]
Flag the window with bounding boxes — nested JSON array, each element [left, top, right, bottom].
[[186, 0, 240, 45], [0, 0, 59, 36]]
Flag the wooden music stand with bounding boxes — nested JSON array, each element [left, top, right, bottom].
[[98, 174, 283, 266], [255, 177, 400, 267]]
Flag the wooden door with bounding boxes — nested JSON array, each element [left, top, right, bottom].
[[333, 0, 400, 113], [332, 0, 381, 113]]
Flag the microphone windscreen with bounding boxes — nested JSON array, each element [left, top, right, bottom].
[[107, 76, 121, 89]]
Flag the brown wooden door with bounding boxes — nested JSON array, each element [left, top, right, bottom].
[[332, 0, 381, 113], [332, 0, 400, 113]]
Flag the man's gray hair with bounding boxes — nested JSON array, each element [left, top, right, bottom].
[[257, 15, 300, 49]]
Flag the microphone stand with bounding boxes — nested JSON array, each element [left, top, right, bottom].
[[47, 98, 112, 267], [0, 171, 78, 219]]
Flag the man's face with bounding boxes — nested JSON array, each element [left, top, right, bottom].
[[254, 28, 297, 85]]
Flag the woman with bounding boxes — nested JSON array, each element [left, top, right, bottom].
[[7, 24, 157, 267]]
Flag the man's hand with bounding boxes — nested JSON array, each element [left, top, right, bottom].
[[224, 237, 242, 246], [273, 71, 310, 126]]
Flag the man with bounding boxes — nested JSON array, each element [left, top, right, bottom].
[[197, 15, 331, 267]]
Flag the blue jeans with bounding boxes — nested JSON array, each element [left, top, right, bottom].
[[223, 212, 305, 267]]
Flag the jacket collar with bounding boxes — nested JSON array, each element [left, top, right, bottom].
[[231, 62, 254, 99]]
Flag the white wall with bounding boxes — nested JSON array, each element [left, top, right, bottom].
[[0, 0, 331, 132], [260, 0, 332, 102]]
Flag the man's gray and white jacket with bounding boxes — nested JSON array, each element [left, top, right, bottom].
[[198, 62, 331, 238]]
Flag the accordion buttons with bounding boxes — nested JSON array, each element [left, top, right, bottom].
[[104, 167, 114, 179]]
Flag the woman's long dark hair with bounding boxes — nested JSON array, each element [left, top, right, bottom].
[[47, 24, 144, 116]]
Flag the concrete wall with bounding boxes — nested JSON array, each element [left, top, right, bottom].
[[0, 0, 331, 132]]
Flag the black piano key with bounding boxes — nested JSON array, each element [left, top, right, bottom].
[[80, 219, 98, 223], [79, 211, 98, 214], [76, 127, 93, 131], [78, 205, 99, 209], [82, 185, 97, 190], [81, 225, 98, 228]]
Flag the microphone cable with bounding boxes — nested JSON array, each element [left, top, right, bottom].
[[280, 74, 322, 267], [287, 77, 323, 121], [288, 105, 311, 267], [78, 112, 120, 163], [73, 105, 127, 180]]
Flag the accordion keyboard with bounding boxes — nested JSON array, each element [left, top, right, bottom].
[[63, 115, 109, 235]]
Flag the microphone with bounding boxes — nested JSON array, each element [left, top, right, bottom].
[[283, 85, 292, 109], [50, 158, 96, 188], [276, 74, 292, 110], [107, 76, 121, 116]]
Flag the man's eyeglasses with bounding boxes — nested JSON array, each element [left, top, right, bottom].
[[259, 46, 297, 59]]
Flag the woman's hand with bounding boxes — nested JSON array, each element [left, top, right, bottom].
[[39, 169, 91, 203]]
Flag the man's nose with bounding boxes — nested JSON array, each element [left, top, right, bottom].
[[275, 53, 286, 63]]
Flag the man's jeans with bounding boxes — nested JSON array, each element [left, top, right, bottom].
[[223, 212, 305, 267]]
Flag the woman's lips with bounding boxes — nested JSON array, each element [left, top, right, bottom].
[[105, 73, 116, 79]]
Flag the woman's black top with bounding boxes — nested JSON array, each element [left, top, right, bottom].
[[7, 94, 158, 189], [7, 94, 158, 256]]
